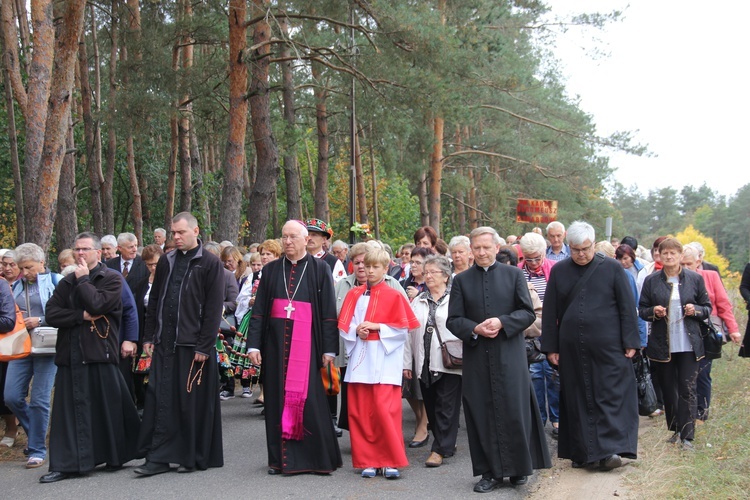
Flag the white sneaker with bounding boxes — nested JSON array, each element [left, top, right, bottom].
[[219, 391, 234, 401], [241, 387, 253, 398]]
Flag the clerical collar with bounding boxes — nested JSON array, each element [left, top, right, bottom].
[[478, 262, 497, 272], [285, 253, 307, 265]]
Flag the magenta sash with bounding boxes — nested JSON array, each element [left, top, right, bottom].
[[271, 299, 313, 440]]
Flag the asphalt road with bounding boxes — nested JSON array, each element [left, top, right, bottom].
[[1, 390, 559, 499]]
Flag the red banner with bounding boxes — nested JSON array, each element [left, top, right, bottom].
[[516, 199, 558, 224]]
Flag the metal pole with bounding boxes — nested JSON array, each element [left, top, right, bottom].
[[348, 3, 357, 244]]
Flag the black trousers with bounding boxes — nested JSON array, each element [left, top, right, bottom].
[[421, 373, 462, 456], [696, 357, 712, 420], [652, 352, 699, 441]]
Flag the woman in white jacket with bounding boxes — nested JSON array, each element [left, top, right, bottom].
[[404, 255, 462, 468]]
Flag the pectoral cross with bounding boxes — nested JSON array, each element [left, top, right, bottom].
[[284, 302, 295, 319]]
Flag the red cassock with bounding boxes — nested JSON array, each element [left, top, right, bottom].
[[338, 282, 419, 469]]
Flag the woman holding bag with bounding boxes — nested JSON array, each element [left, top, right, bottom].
[[0, 278, 19, 449], [403, 255, 462, 468], [5, 243, 63, 468]]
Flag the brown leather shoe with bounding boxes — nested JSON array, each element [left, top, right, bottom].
[[425, 451, 443, 467]]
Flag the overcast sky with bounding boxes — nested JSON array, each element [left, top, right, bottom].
[[547, 1, 749, 199]]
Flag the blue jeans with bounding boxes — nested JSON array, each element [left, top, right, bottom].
[[4, 355, 57, 459], [530, 359, 560, 425]]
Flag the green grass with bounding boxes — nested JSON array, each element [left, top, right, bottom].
[[624, 282, 750, 499]]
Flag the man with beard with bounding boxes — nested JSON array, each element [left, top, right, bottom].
[[541, 221, 640, 471], [135, 212, 225, 475], [41, 232, 140, 483], [447, 226, 551, 493], [248, 220, 342, 475]]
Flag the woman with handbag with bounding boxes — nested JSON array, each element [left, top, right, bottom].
[[639, 238, 712, 451], [403, 255, 462, 468], [0, 277, 19, 450], [5, 243, 63, 468]]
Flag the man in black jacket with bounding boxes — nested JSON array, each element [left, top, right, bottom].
[[41, 232, 140, 483], [135, 212, 225, 475]]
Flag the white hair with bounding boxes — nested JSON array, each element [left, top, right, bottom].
[[683, 245, 700, 260], [566, 221, 595, 246], [101, 235, 117, 247], [688, 241, 705, 258], [282, 220, 308, 237], [448, 235, 470, 251], [154, 228, 166, 237], [117, 232, 137, 245], [546, 221, 565, 233], [469, 226, 501, 245], [519, 232, 547, 255], [331, 239, 348, 250]]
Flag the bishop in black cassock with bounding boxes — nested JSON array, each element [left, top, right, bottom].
[[247, 243, 342, 475]]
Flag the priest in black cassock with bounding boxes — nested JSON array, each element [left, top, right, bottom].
[[447, 227, 551, 494], [541, 221, 640, 471], [248, 220, 342, 475], [135, 212, 225, 475], [42, 232, 141, 483]]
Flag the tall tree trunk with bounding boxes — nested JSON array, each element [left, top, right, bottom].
[[368, 124, 380, 240], [177, 0, 193, 213], [1, 0, 28, 117], [14, 0, 31, 76], [165, 114, 178, 231], [311, 60, 329, 220], [164, 42, 179, 231], [455, 125, 466, 234], [354, 124, 367, 224], [190, 117, 209, 239], [429, 116, 444, 237], [54, 111, 78, 249], [24, 0, 86, 248], [419, 169, 428, 226], [1, 49, 25, 244], [78, 23, 104, 234], [123, 0, 142, 243], [279, 12, 301, 221], [103, 0, 119, 234], [468, 167, 478, 229], [245, 0, 279, 242], [19, 0, 54, 204], [216, 0, 248, 243]]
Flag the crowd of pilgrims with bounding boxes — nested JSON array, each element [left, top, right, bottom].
[[1, 215, 749, 492]]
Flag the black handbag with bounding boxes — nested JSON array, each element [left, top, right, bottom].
[[633, 354, 658, 416], [699, 317, 723, 360], [525, 338, 546, 364]]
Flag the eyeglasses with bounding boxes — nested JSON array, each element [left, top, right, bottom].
[[423, 270, 444, 276], [570, 245, 593, 254], [524, 257, 542, 263], [73, 247, 95, 253]]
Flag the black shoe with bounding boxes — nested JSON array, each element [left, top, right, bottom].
[[104, 464, 123, 472], [474, 477, 502, 493], [408, 435, 429, 448], [39, 471, 72, 483], [510, 476, 528, 486], [268, 467, 282, 475], [177, 465, 195, 473], [551, 425, 559, 439], [571, 461, 593, 469], [134, 461, 171, 476], [332, 418, 343, 438], [599, 454, 622, 471]]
